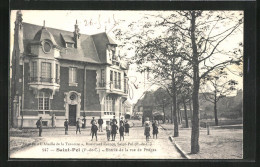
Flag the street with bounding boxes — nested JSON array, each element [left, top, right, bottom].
[[10, 121, 183, 159]]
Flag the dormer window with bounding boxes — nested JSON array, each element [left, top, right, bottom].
[[61, 33, 75, 48], [66, 43, 74, 48], [107, 44, 120, 66]]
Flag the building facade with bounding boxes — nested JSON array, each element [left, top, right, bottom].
[[10, 11, 129, 128]]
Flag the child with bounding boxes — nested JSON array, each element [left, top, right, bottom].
[[152, 120, 159, 139], [111, 122, 118, 141], [106, 121, 111, 141], [144, 122, 150, 141], [124, 120, 130, 136], [91, 121, 98, 141], [119, 123, 125, 141]]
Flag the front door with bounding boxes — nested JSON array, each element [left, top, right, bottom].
[[69, 105, 76, 126]]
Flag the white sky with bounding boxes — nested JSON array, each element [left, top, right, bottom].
[[10, 10, 243, 104]]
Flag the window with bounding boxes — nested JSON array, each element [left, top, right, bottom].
[[31, 61, 37, 81], [105, 96, 115, 112], [124, 77, 128, 94], [100, 69, 105, 87], [41, 62, 51, 82], [43, 42, 51, 53], [110, 70, 113, 87], [66, 43, 74, 48], [114, 71, 117, 88], [56, 64, 59, 83], [69, 67, 77, 85], [118, 72, 121, 89], [38, 92, 50, 110]]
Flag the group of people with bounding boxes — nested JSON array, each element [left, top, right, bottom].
[[144, 119, 159, 141], [63, 116, 130, 141], [36, 116, 158, 142], [105, 116, 130, 141]]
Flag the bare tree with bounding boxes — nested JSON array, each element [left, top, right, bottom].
[[154, 11, 243, 153], [201, 70, 239, 126]]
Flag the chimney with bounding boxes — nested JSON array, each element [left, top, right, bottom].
[[73, 20, 80, 48], [14, 10, 24, 53]]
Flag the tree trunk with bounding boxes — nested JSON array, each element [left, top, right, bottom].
[[190, 11, 200, 154], [191, 80, 200, 154], [172, 68, 178, 137], [163, 105, 165, 124], [20, 110, 23, 130], [171, 104, 173, 124], [214, 98, 218, 126], [177, 103, 181, 125], [183, 98, 189, 128], [189, 99, 193, 126], [173, 96, 178, 137]]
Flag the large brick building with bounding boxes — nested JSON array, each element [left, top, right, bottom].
[[10, 11, 129, 128]]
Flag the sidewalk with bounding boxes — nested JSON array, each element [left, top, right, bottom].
[[161, 123, 243, 159]]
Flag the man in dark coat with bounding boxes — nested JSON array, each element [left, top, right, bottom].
[[112, 116, 117, 125], [36, 117, 43, 137], [91, 121, 98, 141], [64, 119, 69, 135], [76, 118, 81, 134], [98, 116, 103, 132], [119, 123, 125, 141], [111, 122, 118, 141], [124, 120, 130, 136], [152, 120, 159, 139]]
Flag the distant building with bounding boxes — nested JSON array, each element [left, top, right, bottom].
[[10, 11, 129, 128], [122, 100, 132, 119]]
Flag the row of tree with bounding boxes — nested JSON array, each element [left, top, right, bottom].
[[114, 11, 243, 154]]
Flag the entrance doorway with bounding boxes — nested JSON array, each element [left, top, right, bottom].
[[69, 105, 77, 126]]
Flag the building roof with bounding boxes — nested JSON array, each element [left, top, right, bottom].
[[22, 22, 118, 64]]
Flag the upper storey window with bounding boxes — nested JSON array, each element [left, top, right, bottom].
[[66, 43, 74, 48], [31, 61, 37, 81], [69, 67, 77, 86], [41, 62, 52, 82], [43, 41, 52, 53], [107, 45, 120, 66]]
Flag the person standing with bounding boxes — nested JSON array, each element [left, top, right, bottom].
[[64, 119, 69, 135], [111, 122, 118, 141], [120, 117, 124, 126], [119, 123, 125, 141], [106, 121, 111, 141], [91, 121, 98, 141], [144, 122, 150, 141], [76, 118, 81, 134], [152, 120, 159, 139], [91, 117, 96, 125], [36, 117, 43, 137], [112, 116, 117, 125], [98, 116, 103, 132], [124, 120, 130, 136]]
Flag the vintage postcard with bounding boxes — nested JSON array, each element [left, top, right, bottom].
[[9, 10, 243, 159]]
